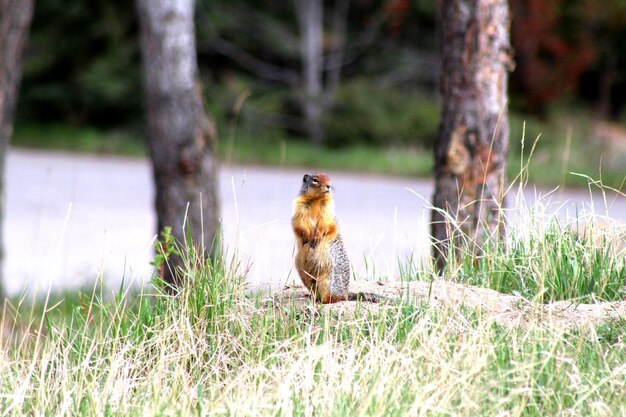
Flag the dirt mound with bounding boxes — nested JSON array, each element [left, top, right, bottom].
[[272, 280, 626, 328]]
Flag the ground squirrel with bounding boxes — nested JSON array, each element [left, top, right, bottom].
[[292, 172, 383, 304]]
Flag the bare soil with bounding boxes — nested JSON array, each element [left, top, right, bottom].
[[272, 280, 626, 329]]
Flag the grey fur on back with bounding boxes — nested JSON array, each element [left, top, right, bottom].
[[329, 233, 351, 297]]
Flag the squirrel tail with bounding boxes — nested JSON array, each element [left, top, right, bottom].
[[347, 292, 388, 303]]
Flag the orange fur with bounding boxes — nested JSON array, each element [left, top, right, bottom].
[[292, 176, 338, 246], [292, 173, 342, 303]]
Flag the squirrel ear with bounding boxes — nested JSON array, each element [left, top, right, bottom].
[[303, 174, 310, 182]]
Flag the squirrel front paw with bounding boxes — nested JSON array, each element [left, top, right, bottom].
[[301, 238, 319, 248]]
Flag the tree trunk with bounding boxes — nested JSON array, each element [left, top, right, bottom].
[[296, 0, 324, 146], [594, 65, 616, 120], [431, 0, 512, 272], [0, 0, 34, 299], [324, 0, 350, 112], [136, 0, 220, 288]]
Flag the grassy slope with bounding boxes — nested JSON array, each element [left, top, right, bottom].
[[3, 280, 626, 416], [2, 209, 626, 416]]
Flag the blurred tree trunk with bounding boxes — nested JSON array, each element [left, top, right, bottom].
[[295, 0, 350, 146], [296, 0, 324, 146], [0, 0, 34, 299], [431, 0, 512, 272], [324, 0, 350, 113], [595, 63, 616, 119], [136, 0, 220, 289]]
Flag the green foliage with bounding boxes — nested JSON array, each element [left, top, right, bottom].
[[198, 77, 436, 176], [326, 79, 439, 148], [19, 0, 141, 127], [150, 227, 179, 276], [16, 0, 626, 148]]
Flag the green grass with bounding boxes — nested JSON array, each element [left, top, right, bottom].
[[12, 96, 626, 190], [12, 123, 145, 156], [220, 134, 434, 177], [3, 280, 626, 415], [444, 220, 626, 303], [3, 203, 626, 415], [508, 108, 626, 189], [401, 173, 626, 303]]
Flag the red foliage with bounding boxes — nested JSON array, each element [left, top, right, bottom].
[[384, 0, 410, 37], [510, 0, 596, 113]]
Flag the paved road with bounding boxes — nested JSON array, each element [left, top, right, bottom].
[[5, 149, 626, 295]]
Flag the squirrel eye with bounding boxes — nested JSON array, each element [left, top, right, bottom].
[[311, 177, 319, 184]]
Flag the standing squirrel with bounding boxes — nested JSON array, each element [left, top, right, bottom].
[[292, 173, 383, 304]]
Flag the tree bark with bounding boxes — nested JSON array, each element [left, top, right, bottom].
[[431, 0, 512, 271], [0, 0, 34, 299], [136, 0, 220, 288]]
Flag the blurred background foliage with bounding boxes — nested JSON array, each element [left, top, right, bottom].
[[13, 0, 626, 186]]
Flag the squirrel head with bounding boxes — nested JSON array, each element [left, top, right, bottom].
[[299, 172, 333, 199]]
